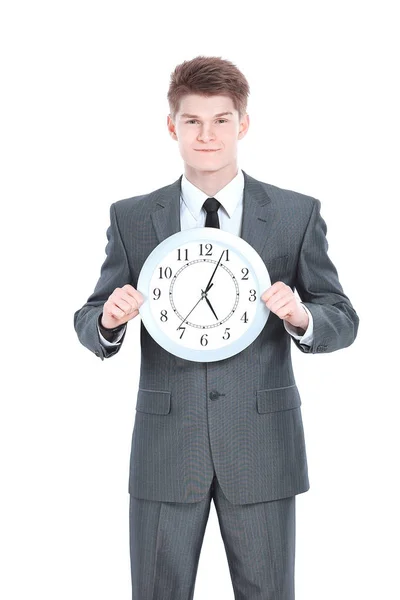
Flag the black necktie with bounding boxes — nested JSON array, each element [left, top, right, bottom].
[[203, 197, 221, 228]]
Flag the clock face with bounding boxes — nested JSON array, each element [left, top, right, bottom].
[[137, 228, 271, 362]]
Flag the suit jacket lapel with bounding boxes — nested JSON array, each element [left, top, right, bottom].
[[240, 170, 276, 258], [150, 176, 182, 244], [150, 169, 277, 259]]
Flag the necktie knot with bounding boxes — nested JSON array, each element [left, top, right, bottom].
[[203, 197, 221, 228]]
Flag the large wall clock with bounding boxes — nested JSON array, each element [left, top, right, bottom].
[[137, 227, 271, 362]]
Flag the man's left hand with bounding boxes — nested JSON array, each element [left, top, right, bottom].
[[261, 282, 309, 332]]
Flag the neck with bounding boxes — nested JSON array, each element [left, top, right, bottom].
[[184, 162, 239, 197]]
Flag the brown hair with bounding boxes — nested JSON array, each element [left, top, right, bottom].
[[167, 55, 250, 122]]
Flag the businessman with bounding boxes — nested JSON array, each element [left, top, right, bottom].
[[74, 55, 359, 599]]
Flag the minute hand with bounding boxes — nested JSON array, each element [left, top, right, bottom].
[[176, 283, 214, 330], [204, 250, 225, 294]]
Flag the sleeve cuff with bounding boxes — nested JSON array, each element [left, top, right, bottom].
[[97, 315, 126, 347], [283, 304, 314, 346]]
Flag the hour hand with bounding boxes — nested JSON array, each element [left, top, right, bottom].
[[202, 289, 218, 320]]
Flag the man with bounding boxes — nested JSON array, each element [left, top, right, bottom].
[[74, 56, 359, 600]]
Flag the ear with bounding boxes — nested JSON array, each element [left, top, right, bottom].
[[238, 114, 250, 140], [167, 115, 178, 140]]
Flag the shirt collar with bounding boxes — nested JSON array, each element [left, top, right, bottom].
[[181, 168, 244, 220]]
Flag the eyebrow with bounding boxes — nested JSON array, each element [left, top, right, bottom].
[[179, 111, 233, 119]]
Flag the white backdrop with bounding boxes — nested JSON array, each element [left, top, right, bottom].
[[1, 1, 398, 598]]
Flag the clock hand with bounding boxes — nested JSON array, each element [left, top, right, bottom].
[[176, 283, 214, 330], [201, 289, 218, 320], [204, 250, 225, 294]]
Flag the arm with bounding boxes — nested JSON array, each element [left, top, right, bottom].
[[292, 198, 359, 354], [73, 202, 132, 360]]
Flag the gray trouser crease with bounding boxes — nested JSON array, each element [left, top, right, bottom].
[[129, 474, 296, 600]]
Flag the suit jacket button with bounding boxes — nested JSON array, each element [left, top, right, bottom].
[[209, 391, 219, 401]]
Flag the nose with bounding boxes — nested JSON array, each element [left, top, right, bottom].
[[197, 125, 216, 142]]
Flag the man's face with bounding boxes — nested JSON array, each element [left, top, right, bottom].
[[167, 94, 249, 173]]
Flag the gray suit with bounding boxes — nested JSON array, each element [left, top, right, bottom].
[[74, 170, 359, 598]]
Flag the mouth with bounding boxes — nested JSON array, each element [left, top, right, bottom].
[[195, 149, 220, 153]]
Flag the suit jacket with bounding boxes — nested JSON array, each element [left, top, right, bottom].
[[73, 170, 359, 505]]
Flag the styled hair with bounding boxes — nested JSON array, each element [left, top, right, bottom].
[[167, 55, 250, 122]]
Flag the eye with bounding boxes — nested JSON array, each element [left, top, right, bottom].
[[185, 119, 228, 124]]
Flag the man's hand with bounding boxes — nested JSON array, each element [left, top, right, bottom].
[[101, 284, 144, 330], [261, 282, 309, 332]]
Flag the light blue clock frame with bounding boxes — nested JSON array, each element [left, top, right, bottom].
[[137, 227, 271, 362]]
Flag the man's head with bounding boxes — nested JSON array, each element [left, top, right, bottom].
[[167, 56, 250, 175]]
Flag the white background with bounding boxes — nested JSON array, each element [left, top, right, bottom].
[[1, 1, 398, 598]]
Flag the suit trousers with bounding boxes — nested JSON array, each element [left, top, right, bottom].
[[129, 473, 296, 599]]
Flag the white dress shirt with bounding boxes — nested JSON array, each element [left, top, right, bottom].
[[98, 168, 314, 347]]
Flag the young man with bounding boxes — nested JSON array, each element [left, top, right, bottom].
[[74, 56, 359, 599]]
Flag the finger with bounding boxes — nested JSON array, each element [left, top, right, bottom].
[[105, 302, 127, 320], [114, 289, 143, 312], [123, 284, 145, 305], [263, 287, 292, 310], [267, 289, 294, 313], [261, 281, 287, 302], [273, 297, 299, 320], [114, 296, 138, 315], [107, 304, 139, 321]]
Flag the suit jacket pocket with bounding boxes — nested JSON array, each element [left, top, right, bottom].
[[136, 388, 171, 415], [264, 254, 289, 275], [256, 384, 301, 414]]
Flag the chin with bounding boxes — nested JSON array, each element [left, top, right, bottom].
[[191, 156, 224, 170]]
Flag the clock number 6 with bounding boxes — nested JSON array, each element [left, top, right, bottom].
[[200, 334, 208, 346]]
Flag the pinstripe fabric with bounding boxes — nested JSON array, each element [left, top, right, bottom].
[[73, 169, 359, 505], [74, 170, 359, 598], [129, 474, 295, 599]]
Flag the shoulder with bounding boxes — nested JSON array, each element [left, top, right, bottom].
[[245, 172, 320, 213], [110, 177, 181, 220]]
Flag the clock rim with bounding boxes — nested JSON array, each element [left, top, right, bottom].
[[137, 227, 271, 363]]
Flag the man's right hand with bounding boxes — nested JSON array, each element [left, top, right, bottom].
[[101, 284, 144, 330]]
